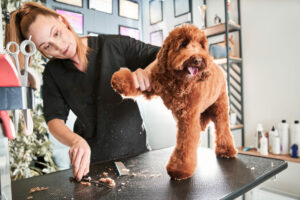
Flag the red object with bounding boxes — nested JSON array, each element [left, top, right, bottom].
[[0, 110, 16, 139], [0, 53, 21, 87]]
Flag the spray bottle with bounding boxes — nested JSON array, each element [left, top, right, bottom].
[[260, 132, 269, 156]]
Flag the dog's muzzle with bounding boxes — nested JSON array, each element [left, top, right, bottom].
[[183, 56, 206, 76]]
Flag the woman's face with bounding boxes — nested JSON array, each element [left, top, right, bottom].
[[28, 15, 77, 59]]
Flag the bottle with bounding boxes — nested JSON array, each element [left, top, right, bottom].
[[255, 123, 263, 150], [273, 133, 281, 154], [290, 120, 300, 147], [268, 126, 277, 153], [278, 120, 289, 154], [290, 144, 298, 158], [230, 109, 237, 125], [260, 132, 269, 156]]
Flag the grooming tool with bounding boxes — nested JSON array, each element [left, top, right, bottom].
[[0, 110, 16, 140], [6, 36, 36, 86], [114, 161, 130, 176], [243, 146, 254, 152], [6, 36, 36, 136], [22, 109, 33, 136], [12, 110, 19, 135], [0, 53, 21, 87]]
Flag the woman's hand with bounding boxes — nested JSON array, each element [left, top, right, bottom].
[[132, 59, 157, 92], [69, 137, 91, 181], [132, 68, 151, 92]]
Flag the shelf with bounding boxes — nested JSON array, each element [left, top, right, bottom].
[[231, 124, 243, 130], [203, 23, 241, 38], [238, 147, 300, 164], [213, 56, 242, 65]]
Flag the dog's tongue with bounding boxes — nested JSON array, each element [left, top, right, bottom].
[[188, 66, 198, 76]]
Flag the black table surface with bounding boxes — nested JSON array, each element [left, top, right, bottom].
[[12, 147, 287, 200]]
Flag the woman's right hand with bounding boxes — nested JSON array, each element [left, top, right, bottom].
[[69, 137, 91, 181]]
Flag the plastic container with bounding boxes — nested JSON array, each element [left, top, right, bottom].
[[255, 123, 263, 150], [260, 132, 269, 156], [290, 120, 300, 147], [290, 144, 298, 158], [273, 135, 281, 154], [278, 120, 289, 154], [268, 126, 277, 153]]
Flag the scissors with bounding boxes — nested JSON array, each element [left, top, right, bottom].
[[6, 36, 36, 136], [6, 36, 36, 86]]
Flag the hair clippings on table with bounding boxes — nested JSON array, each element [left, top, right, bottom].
[[77, 174, 113, 189]]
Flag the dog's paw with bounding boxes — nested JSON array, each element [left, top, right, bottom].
[[111, 68, 139, 97], [166, 150, 197, 180], [166, 164, 194, 181], [215, 145, 237, 158]]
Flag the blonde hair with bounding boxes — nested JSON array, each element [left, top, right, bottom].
[[5, 2, 88, 69]]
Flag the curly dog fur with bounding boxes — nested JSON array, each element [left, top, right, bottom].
[[111, 25, 237, 180]]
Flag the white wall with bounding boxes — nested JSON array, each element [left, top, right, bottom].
[[241, 0, 300, 196], [241, 0, 300, 147]]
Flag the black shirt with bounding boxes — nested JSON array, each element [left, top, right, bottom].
[[42, 35, 160, 162]]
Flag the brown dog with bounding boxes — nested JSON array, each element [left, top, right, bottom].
[[111, 25, 237, 180]]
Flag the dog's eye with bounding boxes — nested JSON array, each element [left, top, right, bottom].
[[180, 40, 189, 48]]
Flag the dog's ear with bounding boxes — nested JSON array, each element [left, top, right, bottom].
[[157, 42, 169, 73]]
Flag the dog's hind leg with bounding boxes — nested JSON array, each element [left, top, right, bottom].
[[210, 91, 237, 158], [166, 109, 201, 180]]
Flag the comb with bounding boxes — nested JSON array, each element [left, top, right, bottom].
[[114, 161, 130, 176]]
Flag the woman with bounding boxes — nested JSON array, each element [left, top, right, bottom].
[[5, 2, 159, 181]]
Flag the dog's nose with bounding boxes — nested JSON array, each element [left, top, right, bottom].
[[194, 58, 202, 65]]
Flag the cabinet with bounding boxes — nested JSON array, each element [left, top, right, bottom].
[[201, 0, 245, 147]]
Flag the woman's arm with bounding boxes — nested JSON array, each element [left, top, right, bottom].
[[43, 63, 90, 181], [48, 119, 90, 181], [48, 118, 80, 146]]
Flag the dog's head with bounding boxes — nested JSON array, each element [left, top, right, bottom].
[[156, 25, 211, 81]]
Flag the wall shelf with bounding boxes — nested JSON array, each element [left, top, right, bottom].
[[231, 124, 244, 131], [203, 23, 241, 38], [238, 147, 300, 164], [214, 56, 242, 65]]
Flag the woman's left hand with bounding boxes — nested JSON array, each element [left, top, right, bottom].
[[132, 68, 151, 92]]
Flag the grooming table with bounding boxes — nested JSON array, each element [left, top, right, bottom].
[[12, 147, 287, 200]]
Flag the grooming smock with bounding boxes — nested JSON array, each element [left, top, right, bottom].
[[42, 35, 160, 162]]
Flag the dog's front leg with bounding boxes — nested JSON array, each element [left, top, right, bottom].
[[212, 92, 238, 158], [166, 110, 201, 180]]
